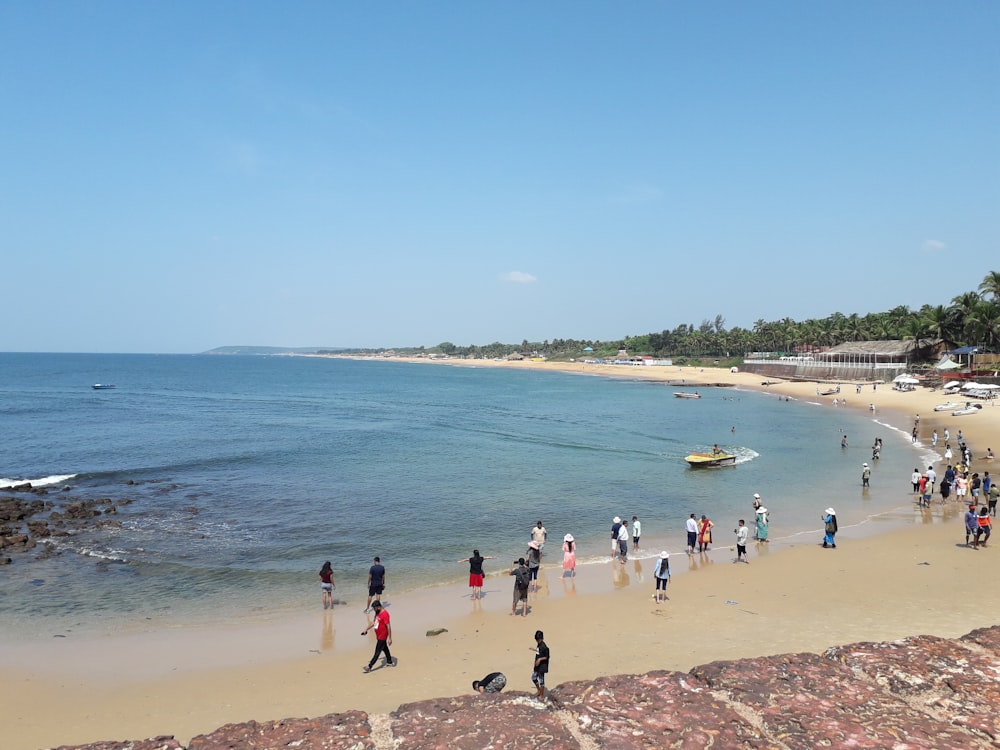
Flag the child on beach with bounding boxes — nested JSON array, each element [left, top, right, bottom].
[[734, 520, 750, 563]]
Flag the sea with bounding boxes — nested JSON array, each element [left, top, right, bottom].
[[0, 353, 937, 639]]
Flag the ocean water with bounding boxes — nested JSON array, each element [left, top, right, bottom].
[[0, 353, 928, 637]]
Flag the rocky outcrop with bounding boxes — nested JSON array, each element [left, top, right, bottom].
[[51, 626, 1000, 749]]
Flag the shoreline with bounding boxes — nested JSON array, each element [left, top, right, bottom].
[[3, 360, 999, 749]]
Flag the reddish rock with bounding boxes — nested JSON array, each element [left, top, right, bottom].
[[391, 693, 579, 749], [51, 738, 183, 750], [692, 651, 972, 749], [557, 670, 767, 748], [187, 711, 374, 750], [827, 634, 1000, 742]]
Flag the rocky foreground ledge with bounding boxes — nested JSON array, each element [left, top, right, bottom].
[[54, 626, 1000, 749]]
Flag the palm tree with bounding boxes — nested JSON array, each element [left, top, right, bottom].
[[978, 271, 1000, 301], [921, 304, 960, 344], [967, 300, 1000, 349]]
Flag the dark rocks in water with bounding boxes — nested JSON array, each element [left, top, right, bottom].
[[49, 625, 1000, 750]]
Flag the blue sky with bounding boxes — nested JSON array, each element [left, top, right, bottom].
[[2, 2, 997, 353]]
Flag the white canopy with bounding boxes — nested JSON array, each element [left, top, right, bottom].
[[943, 380, 962, 388], [894, 374, 919, 384], [935, 358, 963, 370]]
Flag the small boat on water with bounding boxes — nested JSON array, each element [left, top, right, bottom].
[[91, 384, 117, 390], [673, 391, 701, 399], [684, 451, 737, 467], [933, 401, 961, 412], [952, 403, 983, 416]]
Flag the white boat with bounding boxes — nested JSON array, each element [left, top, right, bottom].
[[91, 384, 117, 390], [952, 403, 983, 416], [933, 401, 960, 412], [673, 392, 701, 399]]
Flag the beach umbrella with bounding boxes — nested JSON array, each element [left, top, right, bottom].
[[894, 374, 919, 384], [961, 382, 982, 389], [943, 380, 961, 388]]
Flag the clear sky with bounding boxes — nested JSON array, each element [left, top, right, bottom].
[[2, 2, 997, 353]]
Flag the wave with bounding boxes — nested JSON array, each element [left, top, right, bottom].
[[0, 473, 77, 489]]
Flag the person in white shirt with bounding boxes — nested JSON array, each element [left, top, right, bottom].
[[926, 466, 937, 494], [616, 520, 629, 563], [685, 514, 698, 555], [735, 519, 750, 564], [530, 521, 547, 554], [631, 516, 642, 551]]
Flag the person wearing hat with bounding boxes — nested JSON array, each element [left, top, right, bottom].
[[361, 600, 395, 672], [822, 508, 838, 548], [753, 495, 769, 542], [526, 540, 542, 591], [617, 519, 630, 563], [610, 516, 622, 559], [472, 672, 507, 693], [653, 551, 671, 602], [862, 462, 871, 488], [965, 503, 980, 546], [561, 534, 576, 577]]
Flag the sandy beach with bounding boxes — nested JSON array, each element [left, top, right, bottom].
[[3, 360, 999, 750]]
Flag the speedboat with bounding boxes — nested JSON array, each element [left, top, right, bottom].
[[91, 384, 117, 390], [673, 392, 701, 399], [933, 401, 960, 412], [684, 451, 737, 467], [952, 403, 983, 416]]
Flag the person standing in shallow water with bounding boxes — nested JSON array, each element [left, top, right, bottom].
[[561, 534, 576, 577], [822, 508, 838, 548], [698, 514, 714, 552], [319, 561, 335, 610]]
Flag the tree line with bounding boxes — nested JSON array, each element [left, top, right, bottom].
[[358, 271, 1000, 362]]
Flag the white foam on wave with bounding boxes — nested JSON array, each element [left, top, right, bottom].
[[0, 473, 77, 489]]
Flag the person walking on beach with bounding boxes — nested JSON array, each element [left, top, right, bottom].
[[610, 516, 622, 559], [457, 549, 494, 600], [822, 508, 838, 548], [510, 557, 530, 616], [911, 468, 921, 495], [365, 556, 386, 612], [530, 521, 547, 554], [955, 473, 968, 501], [989, 482, 1000, 517], [926, 466, 937, 495], [530, 630, 550, 702], [472, 672, 507, 693], [361, 601, 395, 672], [631, 516, 642, 551], [965, 504, 979, 547], [734, 519, 750, 563], [698, 514, 714, 553], [685, 513, 698, 554], [862, 462, 871, 488], [975, 507, 992, 549], [653, 551, 670, 602], [319, 561, 336, 610], [841, 435, 848, 449], [932, 430, 939, 448], [561, 534, 576, 577]]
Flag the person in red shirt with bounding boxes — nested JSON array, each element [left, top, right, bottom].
[[362, 601, 395, 672]]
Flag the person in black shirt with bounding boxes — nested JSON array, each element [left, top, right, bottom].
[[472, 672, 507, 693], [457, 549, 494, 600], [531, 629, 549, 700]]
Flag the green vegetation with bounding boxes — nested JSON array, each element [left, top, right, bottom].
[[402, 270, 1000, 361]]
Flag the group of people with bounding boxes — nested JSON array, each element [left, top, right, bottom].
[[610, 515, 642, 562]]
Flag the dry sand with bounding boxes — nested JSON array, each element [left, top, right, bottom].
[[3, 359, 999, 750]]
